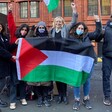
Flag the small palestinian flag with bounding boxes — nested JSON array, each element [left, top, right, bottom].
[[43, 0, 59, 12], [16, 37, 94, 87]]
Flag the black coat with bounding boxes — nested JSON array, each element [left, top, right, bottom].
[[0, 34, 17, 78], [102, 21, 112, 57], [97, 20, 112, 57], [69, 21, 102, 59]]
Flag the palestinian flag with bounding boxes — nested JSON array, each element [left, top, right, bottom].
[[16, 37, 94, 87], [43, 0, 59, 12]]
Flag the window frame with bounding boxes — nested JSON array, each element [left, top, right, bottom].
[[0, 2, 8, 15], [84, 0, 112, 21], [16, 0, 41, 23]]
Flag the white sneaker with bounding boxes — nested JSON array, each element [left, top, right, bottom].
[[21, 99, 27, 105], [10, 103, 16, 110]]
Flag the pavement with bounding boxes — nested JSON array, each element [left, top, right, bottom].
[[1, 62, 112, 112]]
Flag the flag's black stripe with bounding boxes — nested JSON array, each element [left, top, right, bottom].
[[26, 37, 95, 58]]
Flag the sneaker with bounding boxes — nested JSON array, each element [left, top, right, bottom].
[[83, 99, 92, 109], [10, 103, 16, 110], [37, 97, 43, 107], [20, 99, 27, 105], [62, 96, 69, 105], [44, 97, 51, 107], [73, 100, 80, 111], [103, 98, 111, 106]]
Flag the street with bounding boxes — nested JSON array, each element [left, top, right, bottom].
[[1, 63, 112, 112]]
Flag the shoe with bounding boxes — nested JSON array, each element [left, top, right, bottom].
[[73, 100, 80, 111], [63, 96, 68, 105], [20, 99, 27, 105], [44, 97, 51, 107], [44, 100, 51, 107], [9, 103, 16, 110], [0, 99, 8, 107], [103, 97, 111, 106], [37, 97, 43, 107], [83, 99, 92, 109], [57, 96, 62, 104]]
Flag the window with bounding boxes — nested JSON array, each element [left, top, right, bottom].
[[88, 0, 98, 16], [88, 0, 111, 16], [0, 3, 7, 15], [101, 0, 110, 15], [20, 2, 28, 18], [64, 0, 72, 17], [19, 1, 39, 19], [30, 2, 39, 18], [52, 0, 72, 18]]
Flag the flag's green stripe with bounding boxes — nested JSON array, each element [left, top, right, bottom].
[[48, 0, 59, 12], [22, 65, 89, 87]]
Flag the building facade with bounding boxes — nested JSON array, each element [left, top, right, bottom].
[[0, 0, 112, 55]]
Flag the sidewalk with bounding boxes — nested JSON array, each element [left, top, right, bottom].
[[1, 63, 112, 112]]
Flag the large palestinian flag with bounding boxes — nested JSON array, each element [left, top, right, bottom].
[[16, 37, 94, 87]]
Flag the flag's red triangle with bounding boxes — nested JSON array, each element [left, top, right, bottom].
[[19, 39, 48, 78]]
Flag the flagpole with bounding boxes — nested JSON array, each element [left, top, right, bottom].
[[98, 0, 102, 21]]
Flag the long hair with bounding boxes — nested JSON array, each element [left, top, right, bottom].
[[70, 22, 88, 38], [0, 23, 5, 34], [15, 24, 29, 38]]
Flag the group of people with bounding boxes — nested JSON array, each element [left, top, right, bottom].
[[0, 1, 112, 112]]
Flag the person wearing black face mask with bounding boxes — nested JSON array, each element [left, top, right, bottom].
[[97, 15, 112, 106]]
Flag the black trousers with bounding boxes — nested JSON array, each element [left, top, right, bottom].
[[56, 81, 67, 96], [102, 56, 112, 98]]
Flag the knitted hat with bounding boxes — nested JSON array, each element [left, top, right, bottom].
[[37, 21, 46, 27]]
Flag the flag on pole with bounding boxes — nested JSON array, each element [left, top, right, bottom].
[[16, 37, 94, 87], [43, 0, 59, 12]]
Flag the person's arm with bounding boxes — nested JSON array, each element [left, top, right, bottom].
[[0, 45, 15, 60], [7, 4, 17, 44], [26, 25, 36, 38], [66, 2, 78, 30], [88, 15, 102, 40]]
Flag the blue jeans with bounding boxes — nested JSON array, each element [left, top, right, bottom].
[[73, 65, 94, 99]]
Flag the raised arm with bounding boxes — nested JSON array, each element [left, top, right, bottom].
[[67, 2, 78, 30], [88, 15, 102, 40], [7, 4, 17, 44]]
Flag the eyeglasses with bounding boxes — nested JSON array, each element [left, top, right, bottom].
[[38, 27, 45, 29]]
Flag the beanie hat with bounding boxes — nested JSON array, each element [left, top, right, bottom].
[[37, 21, 46, 27]]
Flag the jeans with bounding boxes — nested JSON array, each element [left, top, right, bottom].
[[102, 56, 112, 98], [74, 64, 94, 99], [10, 81, 26, 103]]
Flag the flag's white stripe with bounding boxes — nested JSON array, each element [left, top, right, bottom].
[[43, 0, 50, 6], [40, 50, 94, 73], [16, 38, 23, 80]]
